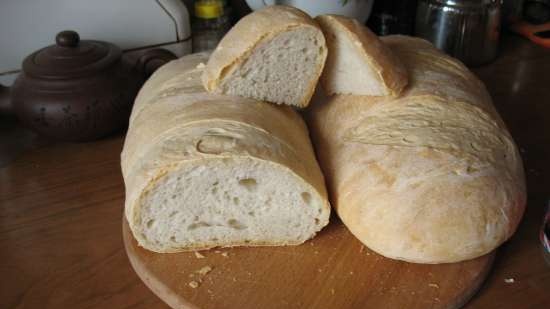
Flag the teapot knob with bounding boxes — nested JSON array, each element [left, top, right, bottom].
[[56, 30, 80, 48]]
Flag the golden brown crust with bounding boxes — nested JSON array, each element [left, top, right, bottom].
[[315, 14, 408, 97], [308, 36, 526, 264]]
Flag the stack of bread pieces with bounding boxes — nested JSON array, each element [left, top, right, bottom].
[[122, 6, 526, 264]]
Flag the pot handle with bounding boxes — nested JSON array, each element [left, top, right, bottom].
[[0, 84, 14, 115], [134, 48, 178, 78]]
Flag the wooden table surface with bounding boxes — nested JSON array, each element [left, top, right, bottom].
[[1, 34, 549, 309]]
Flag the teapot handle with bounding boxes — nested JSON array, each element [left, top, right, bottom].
[[134, 48, 178, 78], [0, 84, 14, 115]]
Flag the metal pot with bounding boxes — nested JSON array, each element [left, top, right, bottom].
[[415, 0, 501, 66], [0, 30, 176, 142]]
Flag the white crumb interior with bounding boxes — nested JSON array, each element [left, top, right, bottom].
[[220, 27, 323, 106], [137, 158, 326, 251], [325, 25, 387, 96]]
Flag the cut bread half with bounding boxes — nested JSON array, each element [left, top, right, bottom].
[[202, 5, 327, 108], [315, 14, 408, 97], [134, 157, 328, 252], [122, 53, 331, 253]]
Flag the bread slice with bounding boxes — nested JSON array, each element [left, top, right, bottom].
[[202, 5, 327, 108], [315, 14, 408, 97], [122, 53, 331, 253]]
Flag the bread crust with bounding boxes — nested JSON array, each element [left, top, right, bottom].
[[308, 36, 526, 264], [315, 14, 408, 97]]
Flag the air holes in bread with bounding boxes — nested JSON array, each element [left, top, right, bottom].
[[227, 219, 247, 230], [301, 192, 312, 205], [238, 178, 257, 191], [188, 221, 212, 230]]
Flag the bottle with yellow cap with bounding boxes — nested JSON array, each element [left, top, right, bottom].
[[192, 0, 231, 52]]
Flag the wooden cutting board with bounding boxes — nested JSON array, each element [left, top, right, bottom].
[[123, 216, 494, 309]]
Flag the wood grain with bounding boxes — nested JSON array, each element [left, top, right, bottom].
[[124, 217, 494, 309], [1, 34, 549, 309]]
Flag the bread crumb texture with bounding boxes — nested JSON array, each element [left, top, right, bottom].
[[188, 281, 200, 288]]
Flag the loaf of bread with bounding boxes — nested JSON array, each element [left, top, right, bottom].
[[122, 52, 330, 253], [315, 15, 407, 97], [308, 36, 526, 264], [202, 5, 327, 108]]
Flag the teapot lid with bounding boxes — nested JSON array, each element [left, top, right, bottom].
[[22, 30, 121, 79]]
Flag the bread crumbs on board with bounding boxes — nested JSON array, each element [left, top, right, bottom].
[[189, 281, 200, 288], [194, 251, 205, 259], [428, 283, 439, 288], [197, 266, 213, 275], [187, 266, 214, 288]]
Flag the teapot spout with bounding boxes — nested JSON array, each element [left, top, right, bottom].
[[0, 84, 14, 115]]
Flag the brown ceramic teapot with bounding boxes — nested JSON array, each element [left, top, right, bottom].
[[0, 30, 176, 142]]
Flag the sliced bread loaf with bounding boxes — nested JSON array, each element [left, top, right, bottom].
[[315, 14, 408, 97], [202, 5, 327, 108], [122, 53, 330, 253]]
